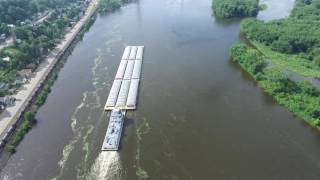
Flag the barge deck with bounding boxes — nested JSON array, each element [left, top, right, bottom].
[[101, 46, 144, 151]]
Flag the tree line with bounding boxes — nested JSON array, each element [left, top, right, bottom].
[[0, 0, 79, 25], [241, 0, 320, 66], [231, 44, 320, 127], [0, 1, 83, 95], [98, 0, 121, 12], [212, 0, 260, 18]]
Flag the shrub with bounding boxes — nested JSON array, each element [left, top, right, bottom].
[[212, 0, 259, 18], [231, 44, 320, 127], [98, 0, 121, 12]]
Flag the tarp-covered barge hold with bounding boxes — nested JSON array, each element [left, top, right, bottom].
[[104, 46, 144, 110]]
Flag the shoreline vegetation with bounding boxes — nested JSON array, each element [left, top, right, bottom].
[[230, 0, 320, 129], [250, 41, 320, 78], [4, 0, 125, 153], [231, 44, 320, 127], [6, 15, 97, 153], [98, 0, 122, 12], [0, 0, 88, 96], [240, 0, 320, 77], [212, 0, 260, 18], [4, 5, 97, 154], [7, 70, 61, 153]]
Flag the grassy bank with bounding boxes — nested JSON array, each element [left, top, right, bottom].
[[6, 111, 36, 153], [251, 41, 320, 78], [231, 44, 320, 127], [240, 0, 320, 78], [212, 0, 260, 18]]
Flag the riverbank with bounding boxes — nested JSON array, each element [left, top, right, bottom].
[[250, 41, 320, 78], [2, 0, 320, 179], [0, 0, 99, 150], [231, 0, 320, 130], [240, 0, 320, 78], [231, 44, 320, 128]]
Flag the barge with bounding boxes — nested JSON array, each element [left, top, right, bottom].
[[104, 46, 144, 110], [101, 46, 144, 151]]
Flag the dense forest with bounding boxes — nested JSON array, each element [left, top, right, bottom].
[[0, 0, 79, 25], [98, 0, 121, 12], [241, 0, 320, 68], [212, 0, 259, 18], [0, 0, 126, 98], [231, 44, 320, 127], [0, 0, 85, 96]]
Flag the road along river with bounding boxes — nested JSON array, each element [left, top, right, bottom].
[[1, 0, 320, 179]]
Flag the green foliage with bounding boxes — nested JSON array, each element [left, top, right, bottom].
[[35, 74, 56, 106], [231, 44, 320, 128], [2, 0, 90, 152], [7, 73, 58, 153], [7, 110, 36, 153], [253, 42, 320, 78], [24, 111, 36, 123], [0, 22, 10, 35], [261, 69, 320, 126], [0, 1, 82, 87], [2, 47, 27, 70], [0, 0, 78, 25], [259, 4, 267, 10], [231, 43, 266, 78], [0, 70, 18, 83], [241, 18, 320, 56], [314, 55, 320, 66], [241, 0, 320, 78], [241, 0, 320, 62], [212, 0, 259, 18], [99, 0, 121, 12]]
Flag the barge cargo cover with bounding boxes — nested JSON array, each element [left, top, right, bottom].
[[104, 46, 144, 110]]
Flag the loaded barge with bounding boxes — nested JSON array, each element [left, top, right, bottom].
[[101, 46, 144, 151]]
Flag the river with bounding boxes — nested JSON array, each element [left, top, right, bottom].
[[257, 0, 296, 21], [1, 0, 320, 179]]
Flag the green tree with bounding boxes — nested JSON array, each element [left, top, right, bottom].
[[212, 0, 259, 18], [99, 0, 121, 12]]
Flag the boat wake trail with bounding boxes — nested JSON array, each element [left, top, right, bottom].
[[86, 152, 123, 180]]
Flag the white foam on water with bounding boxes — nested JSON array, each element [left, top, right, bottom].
[[86, 152, 123, 180], [57, 92, 88, 170]]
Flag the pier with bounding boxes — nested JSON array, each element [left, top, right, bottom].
[[101, 46, 144, 151]]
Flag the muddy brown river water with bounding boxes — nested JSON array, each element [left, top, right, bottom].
[[1, 0, 320, 179]]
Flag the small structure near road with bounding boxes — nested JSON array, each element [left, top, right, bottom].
[[0, 34, 6, 42], [0, 83, 8, 90], [19, 69, 33, 79], [0, 96, 16, 109], [2, 56, 10, 62]]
